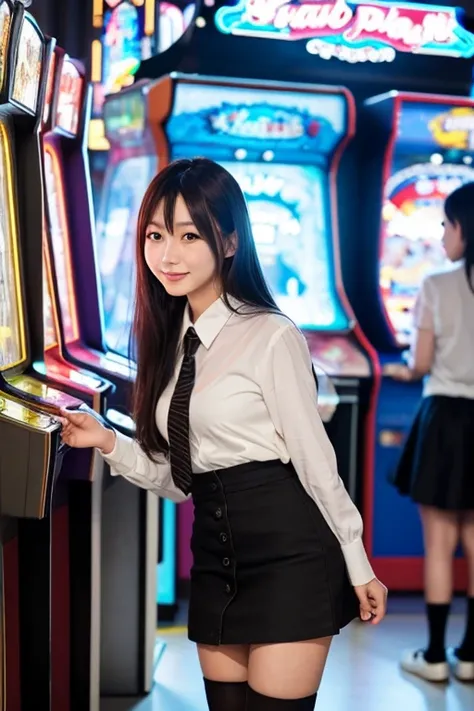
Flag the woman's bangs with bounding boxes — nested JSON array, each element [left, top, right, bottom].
[[181, 179, 223, 252]]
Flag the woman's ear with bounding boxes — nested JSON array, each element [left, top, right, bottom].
[[225, 232, 238, 258]]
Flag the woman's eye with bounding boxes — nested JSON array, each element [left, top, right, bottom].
[[146, 232, 161, 241], [182, 232, 200, 242]]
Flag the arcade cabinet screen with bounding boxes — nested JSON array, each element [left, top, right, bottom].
[[381, 160, 474, 344], [11, 17, 42, 114], [222, 161, 348, 331], [56, 62, 83, 136], [43, 149, 79, 344], [0, 125, 24, 369], [96, 155, 156, 356]]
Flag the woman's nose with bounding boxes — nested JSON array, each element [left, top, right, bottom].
[[161, 238, 179, 263]]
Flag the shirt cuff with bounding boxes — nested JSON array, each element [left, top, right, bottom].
[[99, 430, 133, 472], [341, 538, 375, 586]]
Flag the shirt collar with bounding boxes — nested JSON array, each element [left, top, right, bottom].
[[180, 296, 239, 350]]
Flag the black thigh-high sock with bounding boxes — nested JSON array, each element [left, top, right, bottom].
[[203, 678, 248, 711], [457, 597, 474, 661], [424, 603, 450, 663], [247, 686, 317, 710]]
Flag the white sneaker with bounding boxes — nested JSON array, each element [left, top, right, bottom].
[[400, 649, 449, 682], [447, 648, 474, 682]]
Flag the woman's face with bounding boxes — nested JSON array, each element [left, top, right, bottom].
[[144, 194, 221, 309], [442, 213, 464, 262]]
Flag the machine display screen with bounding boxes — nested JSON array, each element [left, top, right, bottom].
[[222, 161, 348, 330], [56, 60, 83, 136], [43, 147, 79, 344], [381, 106, 474, 346], [0, 3, 12, 91], [0, 123, 24, 370], [12, 16, 42, 114], [96, 155, 156, 356]]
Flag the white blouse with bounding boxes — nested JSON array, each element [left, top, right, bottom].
[[102, 297, 375, 587], [413, 262, 474, 399]]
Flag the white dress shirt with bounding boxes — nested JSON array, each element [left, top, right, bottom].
[[102, 297, 375, 587], [413, 263, 474, 399]]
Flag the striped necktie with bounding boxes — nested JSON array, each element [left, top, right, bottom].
[[167, 327, 201, 494]]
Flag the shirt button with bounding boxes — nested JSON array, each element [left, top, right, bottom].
[[222, 557, 230, 567], [219, 532, 228, 544], [215, 508, 223, 520]]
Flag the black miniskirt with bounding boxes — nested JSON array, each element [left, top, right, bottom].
[[188, 459, 359, 646], [391, 395, 474, 510]]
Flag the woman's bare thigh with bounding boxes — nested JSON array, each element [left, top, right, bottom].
[[197, 643, 250, 682], [248, 637, 332, 699]]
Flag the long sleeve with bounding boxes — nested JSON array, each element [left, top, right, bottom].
[[259, 324, 375, 586], [100, 431, 190, 504]]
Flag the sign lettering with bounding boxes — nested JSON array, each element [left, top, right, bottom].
[[215, 0, 474, 63]]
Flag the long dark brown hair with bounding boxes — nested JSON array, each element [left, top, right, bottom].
[[444, 182, 474, 293], [132, 158, 279, 458]]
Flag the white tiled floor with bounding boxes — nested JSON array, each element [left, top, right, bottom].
[[101, 599, 474, 711]]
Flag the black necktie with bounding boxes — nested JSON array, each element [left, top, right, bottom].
[[167, 327, 201, 494]]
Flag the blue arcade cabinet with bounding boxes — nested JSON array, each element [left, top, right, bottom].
[[362, 91, 474, 590]]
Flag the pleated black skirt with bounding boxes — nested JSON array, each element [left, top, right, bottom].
[[188, 459, 359, 646], [392, 395, 474, 510]]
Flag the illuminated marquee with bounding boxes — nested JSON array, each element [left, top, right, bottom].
[[215, 0, 474, 64]]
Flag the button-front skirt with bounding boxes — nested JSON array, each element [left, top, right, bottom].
[[188, 459, 359, 645]]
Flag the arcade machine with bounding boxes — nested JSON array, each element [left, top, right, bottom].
[[41, 47, 163, 696], [0, 4, 96, 711], [92, 84, 178, 631], [89, 0, 162, 208], [361, 91, 474, 590], [100, 75, 378, 581]]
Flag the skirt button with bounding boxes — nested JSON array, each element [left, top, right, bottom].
[[210, 482, 218, 492], [215, 508, 223, 520], [219, 532, 228, 543], [225, 583, 232, 594], [222, 557, 230, 567]]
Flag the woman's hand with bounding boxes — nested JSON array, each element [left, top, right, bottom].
[[383, 363, 413, 381], [354, 578, 388, 625], [58, 409, 116, 454]]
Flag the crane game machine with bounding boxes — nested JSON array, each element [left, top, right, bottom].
[[102, 75, 378, 582], [363, 92, 474, 590], [40, 51, 163, 695]]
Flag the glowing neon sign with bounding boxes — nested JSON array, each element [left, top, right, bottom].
[[215, 0, 474, 64]]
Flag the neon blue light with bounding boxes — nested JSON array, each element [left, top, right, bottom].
[[157, 499, 176, 606], [215, 0, 474, 60]]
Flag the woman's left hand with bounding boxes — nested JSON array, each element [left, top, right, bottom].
[[353, 578, 388, 625], [383, 363, 412, 381]]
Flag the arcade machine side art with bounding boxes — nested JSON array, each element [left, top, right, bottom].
[[361, 91, 474, 590], [43, 56, 163, 696]]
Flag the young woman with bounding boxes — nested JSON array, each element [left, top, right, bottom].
[[61, 158, 387, 710], [386, 182, 474, 683]]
